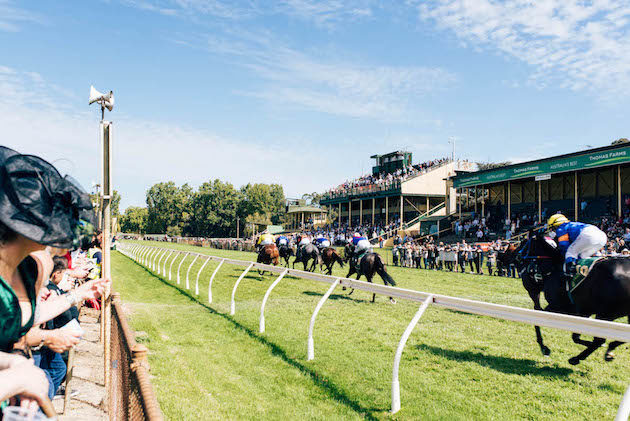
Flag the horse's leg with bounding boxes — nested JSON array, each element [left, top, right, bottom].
[[568, 336, 606, 365], [528, 290, 550, 356], [604, 341, 624, 361]]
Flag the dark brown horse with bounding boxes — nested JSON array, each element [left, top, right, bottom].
[[319, 247, 344, 275], [257, 244, 280, 267]]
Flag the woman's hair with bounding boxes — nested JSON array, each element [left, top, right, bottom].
[[52, 256, 68, 274], [0, 220, 17, 245]]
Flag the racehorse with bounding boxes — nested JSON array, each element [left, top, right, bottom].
[[319, 247, 344, 275], [344, 244, 397, 303], [517, 231, 630, 364], [293, 243, 320, 272], [278, 244, 294, 267], [257, 244, 280, 274], [496, 243, 519, 276]]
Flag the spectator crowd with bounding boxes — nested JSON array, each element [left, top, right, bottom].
[[0, 145, 109, 416]]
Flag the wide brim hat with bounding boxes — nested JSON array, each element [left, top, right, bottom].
[[0, 146, 93, 248]]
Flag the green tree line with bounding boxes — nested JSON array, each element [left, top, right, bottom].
[[119, 180, 285, 237]]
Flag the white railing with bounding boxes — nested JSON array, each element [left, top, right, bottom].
[[118, 242, 630, 418]]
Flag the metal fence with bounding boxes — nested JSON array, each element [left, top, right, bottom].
[[119, 242, 630, 419], [110, 292, 163, 421]]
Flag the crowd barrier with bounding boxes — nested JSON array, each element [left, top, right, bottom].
[[110, 291, 163, 420], [118, 242, 630, 418]]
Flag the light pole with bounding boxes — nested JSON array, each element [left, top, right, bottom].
[[448, 136, 456, 162], [89, 85, 115, 408]]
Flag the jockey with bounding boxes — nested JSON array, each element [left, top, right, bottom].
[[350, 232, 371, 268], [275, 234, 288, 247], [296, 233, 311, 260], [257, 231, 275, 251], [547, 214, 607, 275], [313, 234, 330, 249]]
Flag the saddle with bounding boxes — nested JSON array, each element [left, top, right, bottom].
[[568, 257, 604, 293]]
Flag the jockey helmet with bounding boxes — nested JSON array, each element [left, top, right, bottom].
[[354, 232, 361, 238], [547, 214, 569, 228]]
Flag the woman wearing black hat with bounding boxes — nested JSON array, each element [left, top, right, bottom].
[[0, 146, 108, 411]]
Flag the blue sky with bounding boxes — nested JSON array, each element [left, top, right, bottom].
[[1, 0, 629, 210]]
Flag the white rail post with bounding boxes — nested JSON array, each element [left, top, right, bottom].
[[130, 245, 138, 260], [156, 250, 168, 275], [147, 248, 155, 269], [194, 257, 211, 296], [230, 262, 254, 315], [615, 384, 630, 421], [162, 250, 174, 275], [140, 247, 150, 265], [176, 253, 189, 285], [391, 294, 434, 414], [154, 249, 166, 272], [169, 252, 180, 281], [143, 248, 154, 267], [208, 259, 225, 303], [185, 254, 199, 290], [307, 278, 341, 361], [150, 248, 159, 270], [259, 268, 289, 333]]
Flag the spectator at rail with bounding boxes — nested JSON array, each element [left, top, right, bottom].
[[0, 145, 108, 411]]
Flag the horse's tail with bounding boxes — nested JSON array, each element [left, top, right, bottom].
[[334, 252, 344, 267], [375, 255, 396, 286]]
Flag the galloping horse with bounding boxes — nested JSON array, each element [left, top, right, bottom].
[[278, 244, 294, 267], [496, 243, 519, 276], [517, 231, 630, 364], [344, 244, 396, 303], [293, 243, 320, 272], [319, 247, 344, 275], [257, 243, 280, 266]]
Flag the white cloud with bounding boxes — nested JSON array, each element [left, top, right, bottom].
[[413, 0, 630, 96], [0, 0, 41, 32], [0, 65, 336, 210], [200, 32, 456, 120]]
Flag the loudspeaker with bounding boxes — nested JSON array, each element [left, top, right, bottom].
[[88, 85, 115, 111]]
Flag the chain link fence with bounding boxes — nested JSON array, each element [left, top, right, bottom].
[[109, 292, 163, 421]]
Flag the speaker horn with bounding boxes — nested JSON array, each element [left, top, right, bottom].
[[88, 85, 115, 111]]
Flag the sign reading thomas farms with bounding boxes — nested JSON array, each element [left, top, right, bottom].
[[454, 145, 630, 188]]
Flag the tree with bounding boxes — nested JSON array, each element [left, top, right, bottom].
[[111, 190, 121, 217], [145, 182, 191, 234], [188, 180, 241, 237], [239, 183, 286, 225], [119, 206, 148, 233]]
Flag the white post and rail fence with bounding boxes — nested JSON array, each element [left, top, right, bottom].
[[118, 242, 630, 419]]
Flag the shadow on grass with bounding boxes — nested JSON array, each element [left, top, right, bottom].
[[415, 344, 573, 378], [302, 290, 369, 303], [132, 259, 383, 419]]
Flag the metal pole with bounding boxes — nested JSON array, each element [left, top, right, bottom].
[[360, 199, 363, 226], [615, 384, 630, 421], [237, 217, 240, 239], [385, 196, 389, 226], [208, 259, 225, 304], [618, 165, 622, 218], [231, 262, 254, 315], [259, 269, 289, 333], [348, 200, 352, 228], [574, 171, 578, 220], [100, 120, 113, 407], [372, 198, 375, 225], [538, 181, 542, 223], [399, 195, 403, 230], [307, 279, 340, 360], [507, 182, 511, 221]]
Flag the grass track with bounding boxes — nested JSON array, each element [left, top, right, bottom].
[[113, 241, 629, 420]]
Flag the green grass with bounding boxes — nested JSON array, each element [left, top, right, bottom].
[[112, 241, 629, 420]]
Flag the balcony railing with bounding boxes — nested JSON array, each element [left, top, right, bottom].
[[321, 180, 402, 201]]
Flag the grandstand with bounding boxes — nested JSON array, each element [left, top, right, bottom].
[[451, 141, 630, 225], [320, 151, 475, 233]]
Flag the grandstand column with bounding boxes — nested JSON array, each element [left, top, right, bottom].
[[507, 181, 511, 220], [399, 195, 403, 229], [574, 171, 578, 219], [372, 198, 375, 225], [348, 200, 352, 228], [302, 212, 304, 228], [458, 188, 461, 219], [474, 187, 478, 213], [481, 188, 485, 218], [385, 196, 389, 225], [426, 196, 429, 213], [538, 181, 542, 223], [360, 199, 363, 225], [338, 203, 341, 225], [618, 165, 622, 218]]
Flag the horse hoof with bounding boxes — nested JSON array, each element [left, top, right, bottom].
[[605, 352, 615, 362], [390, 299, 397, 304], [568, 357, 580, 365], [542, 347, 551, 357]]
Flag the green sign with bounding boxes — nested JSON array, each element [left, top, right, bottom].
[[454, 145, 630, 188]]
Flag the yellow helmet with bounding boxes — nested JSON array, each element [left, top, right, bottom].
[[547, 214, 570, 228]]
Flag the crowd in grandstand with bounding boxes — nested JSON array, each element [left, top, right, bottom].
[[323, 157, 449, 197], [0, 146, 108, 415]]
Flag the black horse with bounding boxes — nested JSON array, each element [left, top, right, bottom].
[[517, 231, 630, 364], [278, 244, 294, 267], [320, 247, 344, 275], [344, 244, 397, 303], [293, 243, 320, 272]]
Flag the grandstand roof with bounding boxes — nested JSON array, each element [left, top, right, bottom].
[[286, 205, 326, 214], [370, 150, 410, 159], [453, 142, 630, 188]]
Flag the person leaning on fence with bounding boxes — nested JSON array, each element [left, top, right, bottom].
[[0, 145, 109, 413]]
